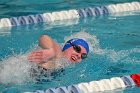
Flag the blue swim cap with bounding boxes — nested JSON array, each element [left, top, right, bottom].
[[62, 38, 89, 53]]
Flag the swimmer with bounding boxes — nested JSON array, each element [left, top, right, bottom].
[[28, 35, 89, 70]]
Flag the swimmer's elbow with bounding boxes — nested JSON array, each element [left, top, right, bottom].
[[39, 35, 54, 49], [39, 35, 50, 40]]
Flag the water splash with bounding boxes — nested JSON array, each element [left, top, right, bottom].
[[0, 54, 33, 84], [0, 49, 73, 84]]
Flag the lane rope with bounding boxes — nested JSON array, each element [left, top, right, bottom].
[[0, 2, 140, 28], [24, 74, 140, 93]]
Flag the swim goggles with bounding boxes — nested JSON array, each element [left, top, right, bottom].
[[68, 41, 87, 60]]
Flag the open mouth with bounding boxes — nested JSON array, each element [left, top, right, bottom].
[[71, 56, 77, 61]]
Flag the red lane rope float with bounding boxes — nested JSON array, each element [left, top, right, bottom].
[[130, 74, 140, 87]]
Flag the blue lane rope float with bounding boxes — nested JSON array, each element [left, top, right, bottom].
[[0, 1, 140, 29], [121, 76, 136, 88], [35, 14, 45, 22], [10, 17, 20, 26], [24, 74, 140, 93]]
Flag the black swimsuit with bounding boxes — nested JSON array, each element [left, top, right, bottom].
[[30, 66, 64, 83]]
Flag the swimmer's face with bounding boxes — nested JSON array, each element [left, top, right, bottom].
[[63, 45, 87, 63]]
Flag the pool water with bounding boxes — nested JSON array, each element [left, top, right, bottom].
[[0, 0, 140, 93]]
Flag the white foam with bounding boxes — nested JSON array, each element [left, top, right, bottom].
[[0, 49, 73, 84], [0, 54, 34, 84]]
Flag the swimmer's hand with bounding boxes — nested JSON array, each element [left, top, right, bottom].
[[28, 49, 55, 63]]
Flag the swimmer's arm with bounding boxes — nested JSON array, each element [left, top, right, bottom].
[[28, 35, 62, 63], [39, 35, 57, 49], [39, 35, 61, 60]]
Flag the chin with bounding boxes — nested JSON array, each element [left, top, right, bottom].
[[70, 59, 74, 62]]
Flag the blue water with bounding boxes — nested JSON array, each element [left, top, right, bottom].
[[0, 0, 140, 93]]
